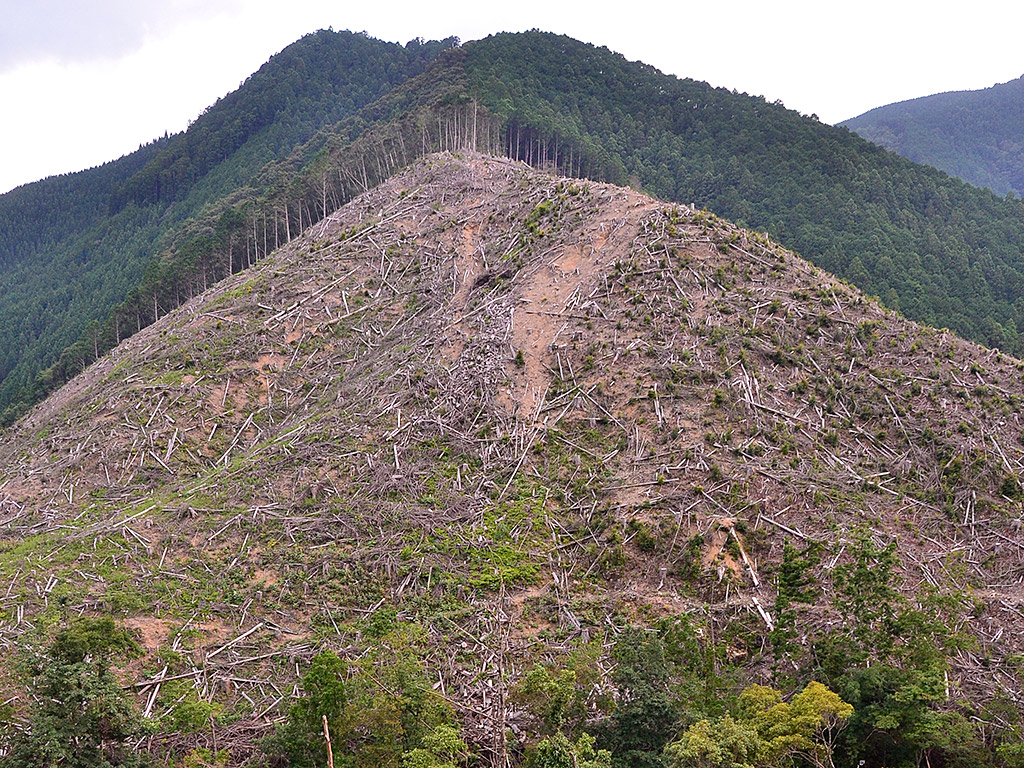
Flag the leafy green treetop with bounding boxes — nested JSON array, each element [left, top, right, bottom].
[[400, 724, 470, 768], [526, 732, 612, 768], [263, 623, 465, 768], [664, 681, 852, 768], [0, 617, 148, 768], [739, 682, 853, 768], [663, 716, 759, 768]]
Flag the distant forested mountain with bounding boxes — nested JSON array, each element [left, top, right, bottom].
[[842, 75, 1024, 196], [6, 30, 1024, 425]]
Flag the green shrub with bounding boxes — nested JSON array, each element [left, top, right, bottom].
[[1, 617, 148, 768]]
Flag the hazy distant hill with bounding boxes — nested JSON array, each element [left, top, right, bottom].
[[842, 75, 1024, 196]]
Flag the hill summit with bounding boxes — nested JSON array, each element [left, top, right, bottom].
[[1, 153, 1023, 765], [8, 30, 1024, 432]]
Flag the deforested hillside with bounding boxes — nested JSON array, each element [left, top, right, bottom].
[[0, 29, 456, 425], [0, 153, 1022, 766]]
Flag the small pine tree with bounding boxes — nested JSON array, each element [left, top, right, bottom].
[[1, 617, 147, 768]]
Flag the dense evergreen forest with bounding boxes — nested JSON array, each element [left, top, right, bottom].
[[842, 75, 1024, 197], [7, 30, 1024, 426]]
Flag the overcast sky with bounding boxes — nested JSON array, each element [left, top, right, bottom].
[[1, 0, 1022, 194]]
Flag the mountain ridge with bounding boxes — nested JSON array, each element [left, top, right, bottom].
[[10, 30, 1024, 431], [842, 74, 1024, 196], [0, 30, 457, 425]]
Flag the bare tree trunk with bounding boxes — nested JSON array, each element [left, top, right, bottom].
[[398, 130, 408, 164], [322, 716, 335, 768], [472, 100, 478, 151]]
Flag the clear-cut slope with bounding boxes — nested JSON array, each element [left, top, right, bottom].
[[0, 30, 457, 423], [0, 153, 1022, 760]]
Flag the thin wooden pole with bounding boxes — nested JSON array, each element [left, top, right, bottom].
[[322, 715, 335, 768]]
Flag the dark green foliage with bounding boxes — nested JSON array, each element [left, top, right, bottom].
[[400, 724, 469, 768], [517, 665, 585, 736], [813, 533, 985, 768], [998, 742, 1024, 768], [517, 602, 998, 768], [263, 626, 460, 768], [829, 532, 901, 663], [514, 644, 610, 737], [109, 31, 457, 210], [525, 733, 611, 768], [770, 539, 821, 660], [998, 473, 1023, 499], [830, 665, 988, 768], [0, 617, 147, 768], [594, 628, 680, 768], [655, 616, 734, 726], [672, 535, 703, 582], [843, 75, 1024, 197], [264, 650, 348, 768]]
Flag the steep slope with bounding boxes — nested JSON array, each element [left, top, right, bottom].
[[0, 30, 456, 423], [842, 75, 1024, 196], [1, 154, 1022, 764], [10, 31, 1024, 438]]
